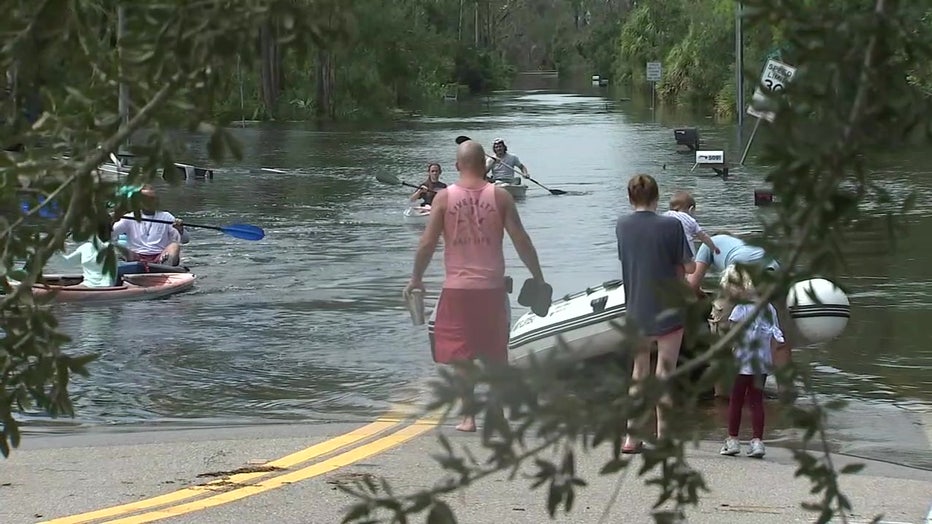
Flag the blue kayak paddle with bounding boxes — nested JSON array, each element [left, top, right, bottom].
[[134, 217, 265, 241]]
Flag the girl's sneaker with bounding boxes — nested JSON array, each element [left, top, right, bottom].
[[719, 437, 740, 456], [747, 438, 766, 458]]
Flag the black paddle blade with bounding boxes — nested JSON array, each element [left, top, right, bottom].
[[549, 189, 568, 195], [375, 173, 402, 186], [454, 135, 471, 144]]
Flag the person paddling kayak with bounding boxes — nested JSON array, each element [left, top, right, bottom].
[[409, 162, 447, 206], [485, 138, 529, 184], [111, 184, 189, 266]]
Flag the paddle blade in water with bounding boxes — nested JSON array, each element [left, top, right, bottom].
[[455, 135, 471, 144], [221, 224, 265, 241], [375, 173, 402, 186]]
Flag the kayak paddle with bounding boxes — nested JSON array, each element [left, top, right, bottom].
[[375, 173, 427, 191], [453, 135, 567, 196], [133, 217, 265, 241]]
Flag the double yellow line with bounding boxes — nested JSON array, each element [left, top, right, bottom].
[[43, 412, 440, 524]]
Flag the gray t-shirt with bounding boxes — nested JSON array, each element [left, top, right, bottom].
[[487, 153, 523, 182], [616, 211, 693, 336]]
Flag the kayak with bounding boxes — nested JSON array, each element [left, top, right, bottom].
[[24, 273, 196, 304], [494, 181, 528, 199], [403, 205, 431, 218]]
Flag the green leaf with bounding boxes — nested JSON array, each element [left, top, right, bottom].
[[426, 501, 456, 524], [839, 463, 864, 475]]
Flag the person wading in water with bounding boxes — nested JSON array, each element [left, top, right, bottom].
[[404, 140, 546, 432]]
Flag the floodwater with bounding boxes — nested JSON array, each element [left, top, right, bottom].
[[28, 74, 932, 470]]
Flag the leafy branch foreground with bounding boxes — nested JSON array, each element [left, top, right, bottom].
[[0, 0, 350, 456], [339, 1, 929, 523]]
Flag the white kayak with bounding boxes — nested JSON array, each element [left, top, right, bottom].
[[508, 279, 626, 369], [403, 205, 431, 218], [494, 180, 528, 199]]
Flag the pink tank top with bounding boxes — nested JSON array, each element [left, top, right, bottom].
[[442, 183, 505, 289]]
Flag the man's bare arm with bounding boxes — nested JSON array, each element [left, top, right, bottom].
[[411, 192, 446, 281], [499, 188, 544, 280]]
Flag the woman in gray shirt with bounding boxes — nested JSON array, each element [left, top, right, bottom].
[[615, 174, 695, 453]]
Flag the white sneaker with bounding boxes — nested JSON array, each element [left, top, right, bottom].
[[720, 437, 740, 456], [747, 438, 766, 458]]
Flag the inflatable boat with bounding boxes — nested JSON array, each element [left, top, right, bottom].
[[508, 279, 627, 369]]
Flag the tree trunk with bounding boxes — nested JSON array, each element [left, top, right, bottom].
[[315, 48, 334, 119], [258, 22, 282, 118]]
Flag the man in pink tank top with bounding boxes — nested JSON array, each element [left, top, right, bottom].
[[404, 139, 546, 433]]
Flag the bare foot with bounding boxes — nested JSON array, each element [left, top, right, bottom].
[[455, 417, 476, 432]]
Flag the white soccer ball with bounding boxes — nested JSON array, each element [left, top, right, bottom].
[[786, 278, 851, 344]]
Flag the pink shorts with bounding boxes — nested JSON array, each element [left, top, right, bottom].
[[135, 253, 162, 263], [429, 287, 509, 365]]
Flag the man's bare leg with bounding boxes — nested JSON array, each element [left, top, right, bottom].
[[454, 365, 477, 432], [160, 242, 181, 266], [772, 343, 795, 397], [655, 328, 684, 439], [623, 343, 651, 450]]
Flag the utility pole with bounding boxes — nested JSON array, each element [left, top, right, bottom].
[[735, 2, 745, 143], [117, 4, 130, 154]]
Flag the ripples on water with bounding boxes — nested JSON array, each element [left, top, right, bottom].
[[28, 89, 931, 437]]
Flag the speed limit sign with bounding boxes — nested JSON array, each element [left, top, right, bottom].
[[747, 58, 796, 122], [760, 59, 796, 92]]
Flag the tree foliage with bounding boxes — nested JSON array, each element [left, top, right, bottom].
[[338, 0, 930, 522], [0, 0, 349, 458]]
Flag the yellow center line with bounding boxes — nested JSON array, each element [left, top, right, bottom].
[[101, 416, 440, 524], [42, 416, 406, 524]]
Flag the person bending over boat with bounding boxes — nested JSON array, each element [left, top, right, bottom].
[[111, 184, 189, 266], [615, 174, 695, 454], [485, 138, 529, 184], [404, 139, 546, 433], [409, 162, 447, 207], [685, 233, 798, 399]]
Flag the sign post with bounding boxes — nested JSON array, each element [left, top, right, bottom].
[[646, 61, 662, 111], [740, 58, 796, 164]]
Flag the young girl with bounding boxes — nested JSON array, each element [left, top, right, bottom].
[[663, 191, 719, 257], [718, 264, 784, 458]]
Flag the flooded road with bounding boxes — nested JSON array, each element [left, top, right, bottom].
[[31, 80, 932, 469]]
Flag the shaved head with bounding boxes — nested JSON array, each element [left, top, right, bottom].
[[456, 140, 487, 176]]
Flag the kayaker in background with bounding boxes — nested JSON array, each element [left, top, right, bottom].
[[409, 162, 447, 207], [111, 184, 189, 266], [615, 173, 695, 454], [485, 138, 529, 184], [61, 223, 118, 287], [686, 233, 797, 399], [404, 139, 546, 433]]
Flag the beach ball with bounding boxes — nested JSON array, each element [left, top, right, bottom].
[[786, 278, 851, 343]]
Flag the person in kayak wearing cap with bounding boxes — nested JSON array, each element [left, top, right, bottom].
[[485, 138, 529, 184], [409, 162, 448, 207], [111, 184, 189, 266]]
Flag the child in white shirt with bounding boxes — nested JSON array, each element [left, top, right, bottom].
[[717, 264, 785, 459], [663, 191, 719, 257], [61, 237, 117, 287]]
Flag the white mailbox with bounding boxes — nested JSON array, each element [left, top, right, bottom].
[[695, 150, 725, 164]]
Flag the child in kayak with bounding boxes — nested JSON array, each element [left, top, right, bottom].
[[61, 226, 118, 287], [663, 191, 719, 258]]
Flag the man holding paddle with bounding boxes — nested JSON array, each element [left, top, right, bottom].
[[485, 138, 528, 184], [404, 139, 547, 433], [112, 184, 189, 266]]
